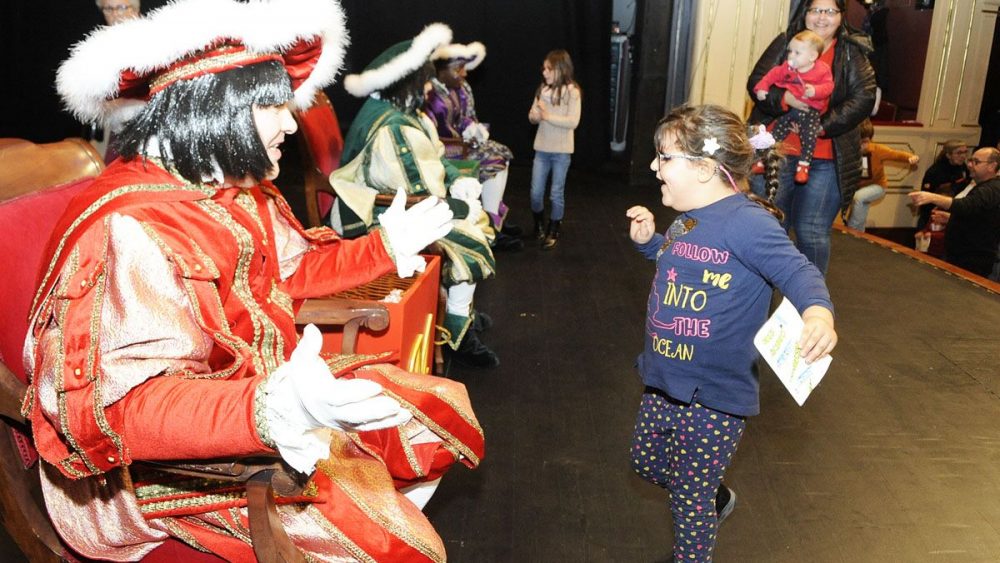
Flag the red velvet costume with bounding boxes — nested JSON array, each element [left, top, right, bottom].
[[23, 158, 484, 561]]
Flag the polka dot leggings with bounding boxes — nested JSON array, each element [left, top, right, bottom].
[[630, 388, 746, 562], [771, 107, 822, 164]]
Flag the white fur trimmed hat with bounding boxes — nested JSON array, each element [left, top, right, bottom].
[[432, 41, 486, 71], [57, 0, 349, 129], [343, 23, 451, 98]]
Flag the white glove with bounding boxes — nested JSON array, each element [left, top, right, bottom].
[[265, 324, 413, 473], [379, 187, 454, 278], [462, 122, 489, 144], [450, 177, 483, 224], [449, 177, 482, 202]]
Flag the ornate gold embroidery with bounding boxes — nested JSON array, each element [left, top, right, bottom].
[[158, 518, 213, 553], [368, 366, 482, 465], [315, 436, 444, 562], [196, 198, 286, 375], [53, 250, 101, 476], [397, 424, 424, 479], [301, 504, 376, 563], [137, 491, 247, 515], [324, 352, 394, 375], [253, 377, 275, 448]]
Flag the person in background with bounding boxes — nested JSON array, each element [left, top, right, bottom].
[[425, 40, 523, 251], [37, 1, 483, 559], [626, 104, 836, 562], [846, 118, 919, 231], [914, 140, 970, 230], [747, 0, 877, 274], [96, 0, 139, 25], [908, 147, 1000, 277], [331, 24, 501, 368], [529, 49, 581, 250]]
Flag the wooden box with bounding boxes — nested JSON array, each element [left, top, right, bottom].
[[309, 255, 440, 374]]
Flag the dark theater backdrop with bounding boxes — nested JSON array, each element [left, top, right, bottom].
[[0, 0, 612, 169]]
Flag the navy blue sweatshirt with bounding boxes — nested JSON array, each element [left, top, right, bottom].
[[635, 194, 833, 416]]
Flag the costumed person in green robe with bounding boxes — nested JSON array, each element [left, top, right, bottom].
[[329, 23, 500, 369]]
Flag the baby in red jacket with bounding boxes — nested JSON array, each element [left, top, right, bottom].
[[753, 30, 833, 183]]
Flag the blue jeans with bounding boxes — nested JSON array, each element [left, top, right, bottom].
[[847, 183, 885, 231], [751, 157, 840, 274], [530, 151, 571, 221]]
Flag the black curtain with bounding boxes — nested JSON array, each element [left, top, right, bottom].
[[1, 0, 610, 168], [331, 0, 612, 169]]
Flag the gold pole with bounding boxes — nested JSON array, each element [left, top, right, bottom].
[[421, 313, 434, 374], [407, 333, 424, 372]]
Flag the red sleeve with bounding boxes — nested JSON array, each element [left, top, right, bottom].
[[281, 229, 396, 299], [753, 65, 786, 92], [121, 376, 274, 461]]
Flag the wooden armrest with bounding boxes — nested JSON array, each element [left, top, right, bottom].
[[295, 297, 389, 355], [0, 362, 27, 425]]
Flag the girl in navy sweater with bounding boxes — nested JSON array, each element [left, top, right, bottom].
[[626, 104, 837, 562]]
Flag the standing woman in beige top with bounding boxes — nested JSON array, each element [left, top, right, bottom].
[[528, 50, 582, 249]]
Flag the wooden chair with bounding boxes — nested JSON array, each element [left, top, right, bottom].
[[0, 138, 389, 562]]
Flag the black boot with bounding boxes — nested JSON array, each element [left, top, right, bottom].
[[491, 231, 524, 252], [500, 219, 523, 237], [533, 212, 545, 240], [542, 220, 561, 250], [450, 330, 500, 369]]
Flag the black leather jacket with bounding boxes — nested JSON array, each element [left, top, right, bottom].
[[747, 31, 876, 211]]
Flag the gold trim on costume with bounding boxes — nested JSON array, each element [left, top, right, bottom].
[[150, 48, 280, 93], [158, 518, 213, 553]]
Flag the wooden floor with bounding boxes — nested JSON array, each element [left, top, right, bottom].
[[4, 163, 1000, 562]]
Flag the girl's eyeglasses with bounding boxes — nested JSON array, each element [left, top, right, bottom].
[[657, 152, 703, 164]]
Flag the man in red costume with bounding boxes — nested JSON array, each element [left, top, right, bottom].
[[25, 0, 484, 560]]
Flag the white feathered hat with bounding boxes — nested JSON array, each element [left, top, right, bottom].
[[343, 23, 451, 98], [56, 0, 349, 129], [431, 41, 486, 71]]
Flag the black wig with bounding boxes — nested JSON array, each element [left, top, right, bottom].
[[112, 59, 293, 183]]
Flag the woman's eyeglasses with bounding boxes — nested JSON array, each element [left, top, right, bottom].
[[805, 8, 841, 16]]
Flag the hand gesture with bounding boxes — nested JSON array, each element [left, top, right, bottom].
[[756, 90, 768, 101], [286, 325, 412, 431], [537, 99, 550, 121], [266, 325, 413, 472], [626, 206, 656, 244], [803, 84, 816, 98], [378, 188, 454, 276], [908, 155, 920, 165], [907, 190, 938, 207]]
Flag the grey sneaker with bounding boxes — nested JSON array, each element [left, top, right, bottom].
[[716, 483, 736, 525]]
